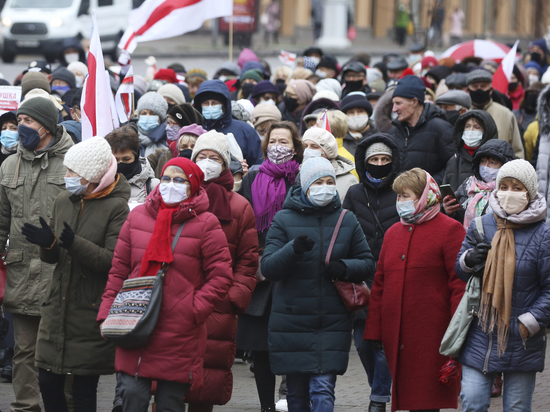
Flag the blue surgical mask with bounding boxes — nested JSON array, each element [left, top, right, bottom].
[[64, 176, 89, 196], [308, 184, 337, 207], [479, 165, 499, 183], [51, 85, 70, 97], [396, 199, 417, 219], [0, 130, 18, 148], [202, 104, 223, 120], [18, 124, 43, 151], [138, 115, 159, 132]]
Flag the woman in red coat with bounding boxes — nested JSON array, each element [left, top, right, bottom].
[[97, 157, 233, 411], [364, 168, 466, 412], [185, 130, 259, 411]]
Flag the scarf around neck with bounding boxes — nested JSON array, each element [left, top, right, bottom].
[[463, 176, 496, 229], [202, 169, 234, 222], [251, 158, 299, 232], [400, 170, 441, 226]]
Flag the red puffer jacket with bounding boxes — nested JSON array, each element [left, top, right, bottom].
[[185, 190, 258, 405], [97, 187, 233, 387]]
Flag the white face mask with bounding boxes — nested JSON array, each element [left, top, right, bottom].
[[347, 114, 369, 131], [303, 148, 323, 163], [529, 74, 540, 85], [462, 130, 483, 147], [64, 53, 79, 64], [308, 184, 337, 207], [196, 158, 223, 181], [75, 76, 84, 88], [159, 182, 189, 204], [260, 99, 276, 106], [315, 69, 327, 79], [496, 190, 529, 215], [309, 56, 321, 66]]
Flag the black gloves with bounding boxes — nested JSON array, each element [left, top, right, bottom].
[[324, 261, 347, 280], [59, 222, 75, 250], [293, 235, 315, 254], [367, 340, 384, 351], [464, 243, 492, 274], [21, 217, 55, 248]]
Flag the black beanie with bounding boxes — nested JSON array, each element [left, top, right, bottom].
[[168, 103, 204, 127], [17, 98, 59, 135], [392, 75, 426, 104], [341, 92, 373, 116]]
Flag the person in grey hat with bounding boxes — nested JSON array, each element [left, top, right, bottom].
[[386, 56, 408, 80], [467, 69, 524, 159], [445, 73, 468, 92], [341, 61, 371, 98], [435, 90, 471, 126], [0, 97, 73, 411]]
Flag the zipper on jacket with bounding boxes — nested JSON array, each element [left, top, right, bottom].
[[318, 215, 324, 373], [483, 332, 492, 373], [189, 372, 193, 386]]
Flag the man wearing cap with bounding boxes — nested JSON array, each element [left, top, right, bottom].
[[435, 90, 471, 126], [341, 92, 376, 155], [315, 55, 339, 79], [24, 60, 53, 83], [389, 75, 454, 183], [466, 69, 524, 158], [386, 56, 409, 81], [445, 73, 468, 92], [0, 97, 73, 411], [341, 61, 371, 98]]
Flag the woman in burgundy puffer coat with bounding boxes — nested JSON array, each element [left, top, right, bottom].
[[98, 157, 233, 411], [185, 131, 259, 411]]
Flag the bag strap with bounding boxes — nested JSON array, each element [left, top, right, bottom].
[[325, 209, 348, 266], [363, 187, 386, 235], [474, 216, 484, 238], [171, 222, 186, 252]]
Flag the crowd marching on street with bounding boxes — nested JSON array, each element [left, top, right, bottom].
[[2, 3, 550, 412]]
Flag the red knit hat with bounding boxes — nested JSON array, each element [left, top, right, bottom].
[[162, 157, 204, 196], [154, 68, 178, 84]]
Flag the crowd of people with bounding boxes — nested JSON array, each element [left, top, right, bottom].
[[0, 33, 550, 412]]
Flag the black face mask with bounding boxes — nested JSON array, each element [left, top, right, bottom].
[[343, 79, 364, 94], [241, 83, 255, 99], [524, 93, 539, 113], [469, 88, 492, 106], [366, 162, 393, 180], [445, 109, 461, 126], [179, 148, 193, 159], [276, 79, 286, 94], [284, 96, 299, 112], [508, 82, 518, 91], [530, 52, 542, 64], [117, 156, 142, 181]]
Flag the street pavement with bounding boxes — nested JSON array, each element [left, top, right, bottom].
[[2, 336, 550, 411]]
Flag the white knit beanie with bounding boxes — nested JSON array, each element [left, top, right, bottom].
[[496, 159, 538, 200], [302, 127, 338, 160], [366, 142, 393, 162], [157, 84, 186, 105], [63, 136, 113, 183], [136, 92, 169, 121], [191, 130, 231, 168]]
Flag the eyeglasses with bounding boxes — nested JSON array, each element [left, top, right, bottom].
[[160, 176, 189, 187]]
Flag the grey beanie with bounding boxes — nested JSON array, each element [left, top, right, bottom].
[[191, 130, 231, 168], [435, 90, 472, 109], [136, 92, 169, 121], [496, 159, 538, 200], [51, 67, 76, 89], [365, 142, 393, 162], [17, 97, 59, 135], [466, 69, 493, 85], [300, 157, 336, 193], [21, 72, 51, 97]]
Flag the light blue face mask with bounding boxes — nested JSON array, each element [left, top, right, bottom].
[[0, 130, 18, 148], [64, 176, 89, 196], [202, 104, 223, 120], [308, 184, 337, 207], [138, 115, 160, 132], [396, 199, 417, 219]]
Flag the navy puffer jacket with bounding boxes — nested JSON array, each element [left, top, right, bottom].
[[455, 213, 550, 373], [262, 185, 375, 375]]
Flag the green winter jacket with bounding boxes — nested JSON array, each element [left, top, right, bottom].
[[0, 126, 73, 316], [261, 185, 375, 375], [35, 174, 131, 375]]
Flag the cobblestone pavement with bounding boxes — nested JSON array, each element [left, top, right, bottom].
[[2, 337, 550, 411]]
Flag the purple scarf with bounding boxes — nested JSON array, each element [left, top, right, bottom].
[[252, 158, 299, 232]]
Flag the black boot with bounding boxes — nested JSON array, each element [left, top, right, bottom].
[[368, 400, 387, 412], [0, 348, 13, 382], [261, 406, 275, 412]]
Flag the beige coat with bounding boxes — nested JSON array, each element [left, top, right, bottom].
[[481, 99, 524, 159]]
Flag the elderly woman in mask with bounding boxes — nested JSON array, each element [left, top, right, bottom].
[[279, 79, 316, 128]]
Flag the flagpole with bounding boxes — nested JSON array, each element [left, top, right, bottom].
[[229, 15, 234, 62]]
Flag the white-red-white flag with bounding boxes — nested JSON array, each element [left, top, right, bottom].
[[81, 12, 115, 141], [115, 66, 134, 124], [119, 0, 233, 53], [493, 40, 520, 95], [279, 50, 297, 66], [317, 110, 332, 134]]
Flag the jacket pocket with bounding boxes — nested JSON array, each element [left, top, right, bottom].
[[5, 249, 23, 265], [1, 176, 25, 218]]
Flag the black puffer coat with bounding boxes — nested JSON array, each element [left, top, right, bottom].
[[442, 110, 498, 191], [389, 103, 454, 184]]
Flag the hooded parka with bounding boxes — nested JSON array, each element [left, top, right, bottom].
[[535, 84, 550, 222], [262, 185, 375, 375], [0, 125, 73, 315], [442, 110, 498, 191], [333, 156, 358, 201], [35, 174, 131, 375], [126, 157, 158, 203], [97, 187, 233, 386]]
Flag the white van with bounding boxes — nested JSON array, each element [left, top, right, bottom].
[[0, 0, 132, 63]]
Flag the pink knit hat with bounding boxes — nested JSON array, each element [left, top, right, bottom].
[[177, 124, 207, 139]]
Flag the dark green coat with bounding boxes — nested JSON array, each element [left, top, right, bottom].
[[261, 185, 375, 375], [35, 174, 131, 375]]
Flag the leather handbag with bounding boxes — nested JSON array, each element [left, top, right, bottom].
[[101, 222, 186, 349], [326, 209, 370, 313], [439, 217, 483, 357]]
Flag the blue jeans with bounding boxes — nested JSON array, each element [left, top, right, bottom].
[[461, 364, 536, 412], [353, 319, 392, 403], [286, 373, 336, 412]]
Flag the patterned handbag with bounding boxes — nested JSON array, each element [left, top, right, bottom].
[[101, 222, 186, 349]]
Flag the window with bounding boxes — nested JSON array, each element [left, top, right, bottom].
[[98, 0, 113, 6]]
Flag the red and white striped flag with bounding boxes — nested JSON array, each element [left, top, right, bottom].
[[119, 0, 233, 54], [317, 110, 332, 134], [81, 12, 115, 141], [115, 66, 134, 124], [493, 40, 520, 95], [279, 50, 297, 66]]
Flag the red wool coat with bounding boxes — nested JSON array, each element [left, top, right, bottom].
[[97, 187, 233, 387], [185, 190, 258, 405], [364, 213, 466, 411]]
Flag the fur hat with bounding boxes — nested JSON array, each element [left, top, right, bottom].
[[63, 136, 113, 183], [496, 159, 538, 200], [136, 92, 169, 121], [191, 130, 231, 168], [157, 84, 186, 105], [300, 157, 336, 193], [302, 127, 338, 160]]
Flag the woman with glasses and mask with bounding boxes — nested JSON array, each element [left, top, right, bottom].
[[97, 157, 233, 411]]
